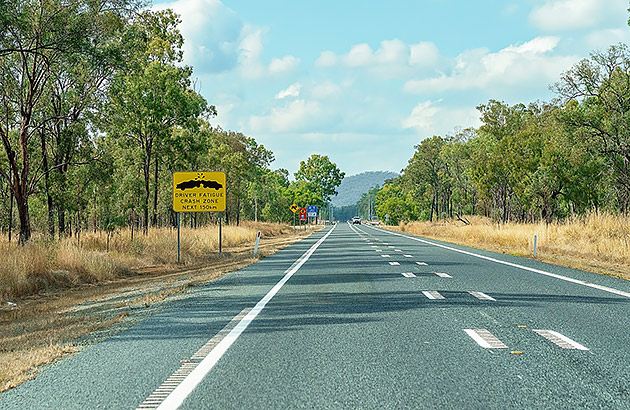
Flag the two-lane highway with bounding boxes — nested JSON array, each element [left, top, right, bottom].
[[1, 223, 629, 409]]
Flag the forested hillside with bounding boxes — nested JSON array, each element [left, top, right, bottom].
[[332, 171, 398, 207], [373, 43, 630, 225]]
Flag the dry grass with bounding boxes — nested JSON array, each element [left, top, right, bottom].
[[393, 212, 630, 280], [0, 222, 294, 301], [0, 222, 314, 393]]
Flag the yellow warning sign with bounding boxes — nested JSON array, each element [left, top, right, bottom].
[[173, 172, 226, 212], [290, 203, 298, 213]]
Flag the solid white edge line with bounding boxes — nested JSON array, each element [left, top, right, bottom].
[[365, 225, 630, 299], [155, 225, 336, 410]]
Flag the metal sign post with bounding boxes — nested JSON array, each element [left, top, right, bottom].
[[177, 212, 181, 263]]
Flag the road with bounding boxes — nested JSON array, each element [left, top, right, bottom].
[[2, 222, 629, 409]]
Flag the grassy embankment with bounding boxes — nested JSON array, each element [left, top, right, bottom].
[[0, 221, 311, 392], [392, 212, 630, 280]]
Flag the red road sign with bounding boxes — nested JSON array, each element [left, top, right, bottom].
[[299, 207, 307, 221]]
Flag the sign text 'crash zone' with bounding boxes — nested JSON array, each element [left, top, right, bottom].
[[173, 172, 226, 212]]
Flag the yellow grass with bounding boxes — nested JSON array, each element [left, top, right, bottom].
[[0, 221, 293, 301], [395, 212, 630, 280]]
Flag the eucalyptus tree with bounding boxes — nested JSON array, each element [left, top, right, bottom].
[[0, 0, 139, 243], [553, 44, 630, 212], [294, 154, 345, 205], [106, 9, 208, 233]]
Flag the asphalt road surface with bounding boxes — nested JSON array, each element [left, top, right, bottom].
[[2, 223, 630, 409]]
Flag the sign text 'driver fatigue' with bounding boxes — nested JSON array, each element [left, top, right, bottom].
[[173, 172, 226, 212]]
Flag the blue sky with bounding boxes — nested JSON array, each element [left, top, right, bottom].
[[152, 0, 630, 177]]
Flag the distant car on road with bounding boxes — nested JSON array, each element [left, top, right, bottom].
[[352, 216, 361, 224]]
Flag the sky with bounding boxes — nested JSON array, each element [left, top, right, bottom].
[[152, 0, 630, 177]]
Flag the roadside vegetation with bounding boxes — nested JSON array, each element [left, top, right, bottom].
[[0, 1, 343, 246], [0, 222, 296, 301], [369, 42, 630, 227], [393, 213, 630, 280]]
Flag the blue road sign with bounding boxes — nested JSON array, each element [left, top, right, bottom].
[[307, 205, 318, 218]]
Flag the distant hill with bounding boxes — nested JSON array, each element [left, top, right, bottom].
[[332, 171, 398, 207]]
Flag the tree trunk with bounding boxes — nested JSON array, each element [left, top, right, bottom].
[[8, 178, 13, 243], [143, 154, 151, 235], [40, 131, 55, 238], [152, 156, 159, 227], [58, 206, 66, 238]]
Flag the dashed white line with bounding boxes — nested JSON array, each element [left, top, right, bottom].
[[403, 254, 413, 258], [381, 254, 391, 258], [434, 272, 452, 278], [468, 291, 496, 301], [389, 262, 400, 266], [422, 291, 445, 300], [416, 262, 428, 266], [401, 272, 416, 278], [533, 329, 589, 350], [464, 329, 508, 349]]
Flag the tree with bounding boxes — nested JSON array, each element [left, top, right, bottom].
[[106, 9, 208, 233], [553, 44, 630, 212], [0, 0, 138, 243], [294, 154, 345, 204]]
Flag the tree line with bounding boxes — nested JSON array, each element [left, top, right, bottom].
[[375, 43, 630, 225], [0, 0, 343, 244]]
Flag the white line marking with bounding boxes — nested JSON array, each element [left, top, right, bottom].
[[395, 249, 403, 252], [375, 249, 382, 252], [381, 254, 391, 258], [416, 262, 428, 266], [403, 254, 413, 258], [151, 226, 336, 410], [389, 262, 400, 266], [469, 291, 496, 301], [366, 226, 630, 299], [401, 272, 416, 278], [422, 291, 445, 300], [464, 329, 508, 349], [371, 245, 378, 248], [533, 330, 589, 350], [434, 272, 452, 278]]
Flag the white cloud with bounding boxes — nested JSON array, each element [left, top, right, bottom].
[[275, 83, 302, 99], [269, 56, 300, 74], [529, 0, 626, 32], [154, 0, 300, 78], [409, 42, 440, 68], [311, 81, 342, 99], [315, 39, 441, 74], [154, 0, 242, 72], [403, 100, 440, 131], [403, 101, 481, 137], [404, 36, 577, 96], [315, 50, 338, 67], [585, 28, 630, 49], [249, 99, 325, 133]]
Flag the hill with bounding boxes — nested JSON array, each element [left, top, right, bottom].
[[332, 171, 398, 207]]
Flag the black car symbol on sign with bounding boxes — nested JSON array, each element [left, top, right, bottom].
[[176, 179, 223, 190]]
